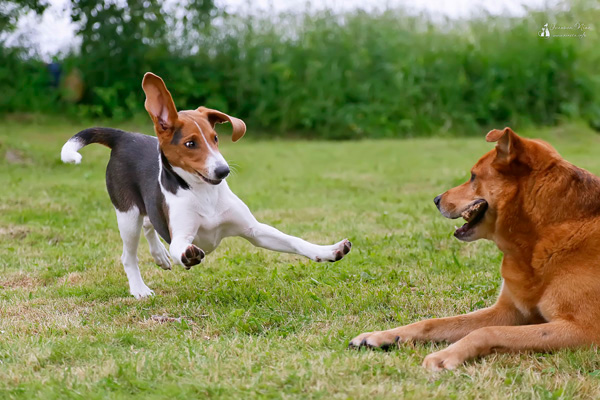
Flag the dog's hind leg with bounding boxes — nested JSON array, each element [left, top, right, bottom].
[[116, 208, 154, 299], [142, 216, 171, 270]]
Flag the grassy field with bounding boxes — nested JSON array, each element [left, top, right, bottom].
[[2, 120, 600, 399]]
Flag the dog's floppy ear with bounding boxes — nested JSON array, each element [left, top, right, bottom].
[[142, 72, 179, 135], [199, 107, 246, 142], [486, 127, 522, 165]]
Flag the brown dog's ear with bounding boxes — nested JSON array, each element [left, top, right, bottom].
[[142, 72, 179, 134], [486, 127, 521, 164], [199, 107, 246, 142]]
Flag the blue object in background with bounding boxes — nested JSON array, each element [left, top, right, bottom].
[[48, 61, 61, 88]]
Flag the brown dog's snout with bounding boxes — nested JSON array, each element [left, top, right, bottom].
[[433, 194, 442, 209]]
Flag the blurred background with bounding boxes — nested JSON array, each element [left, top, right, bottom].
[[0, 0, 598, 139]]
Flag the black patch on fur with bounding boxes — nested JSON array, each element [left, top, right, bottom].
[[160, 151, 190, 193], [72, 127, 125, 148], [170, 129, 182, 145], [68, 128, 178, 243]]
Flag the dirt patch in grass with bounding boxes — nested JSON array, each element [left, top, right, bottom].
[[58, 272, 84, 286], [150, 314, 197, 324], [4, 149, 31, 165], [0, 225, 30, 240], [0, 300, 93, 333], [0, 272, 40, 289]]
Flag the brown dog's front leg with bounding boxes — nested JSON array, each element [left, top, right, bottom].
[[349, 292, 523, 349], [422, 321, 590, 371]]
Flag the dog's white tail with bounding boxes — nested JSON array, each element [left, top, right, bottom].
[[61, 127, 125, 164], [61, 138, 84, 164]]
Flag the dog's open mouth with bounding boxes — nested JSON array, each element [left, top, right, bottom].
[[196, 171, 222, 185], [454, 199, 488, 239]]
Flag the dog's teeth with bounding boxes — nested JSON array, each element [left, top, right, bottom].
[[454, 225, 459, 229]]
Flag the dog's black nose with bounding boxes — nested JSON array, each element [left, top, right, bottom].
[[214, 165, 230, 180], [433, 195, 442, 208]]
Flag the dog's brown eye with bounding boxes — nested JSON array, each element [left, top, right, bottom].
[[470, 172, 476, 182], [214, 135, 218, 144], [185, 141, 196, 149]]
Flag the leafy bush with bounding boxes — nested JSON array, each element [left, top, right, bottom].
[[2, 1, 599, 138], [0, 46, 58, 113]]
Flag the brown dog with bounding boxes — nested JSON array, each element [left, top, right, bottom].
[[350, 127, 600, 370]]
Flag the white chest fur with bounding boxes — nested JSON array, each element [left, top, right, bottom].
[[162, 176, 241, 255]]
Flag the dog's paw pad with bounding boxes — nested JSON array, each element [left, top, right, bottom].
[[332, 251, 343, 262], [314, 239, 352, 263], [330, 239, 352, 262], [181, 245, 205, 269], [342, 240, 352, 254]]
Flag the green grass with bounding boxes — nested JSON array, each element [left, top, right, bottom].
[[2, 121, 600, 399]]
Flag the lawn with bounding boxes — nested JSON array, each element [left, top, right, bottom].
[[2, 119, 600, 399]]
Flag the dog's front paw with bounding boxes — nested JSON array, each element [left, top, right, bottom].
[[422, 348, 464, 371], [181, 245, 205, 269], [130, 283, 155, 299], [348, 330, 400, 350], [315, 239, 352, 262], [151, 244, 172, 270]]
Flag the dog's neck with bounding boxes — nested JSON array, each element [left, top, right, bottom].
[[160, 150, 190, 193], [557, 163, 600, 216], [527, 161, 600, 225], [494, 161, 600, 274]]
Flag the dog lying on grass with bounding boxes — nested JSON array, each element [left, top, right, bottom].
[[351, 127, 600, 370], [61, 72, 351, 298]]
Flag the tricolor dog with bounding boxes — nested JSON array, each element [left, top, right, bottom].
[[351, 128, 600, 370], [61, 73, 351, 298]]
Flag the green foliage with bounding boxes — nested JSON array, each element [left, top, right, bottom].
[[1, 1, 600, 138], [200, 9, 599, 138], [68, 0, 171, 117], [65, 0, 217, 118], [0, 46, 57, 112]]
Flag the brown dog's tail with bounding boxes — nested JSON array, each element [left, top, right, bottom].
[[60, 127, 128, 164]]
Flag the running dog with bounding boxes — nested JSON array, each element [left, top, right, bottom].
[[61, 73, 351, 298]]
